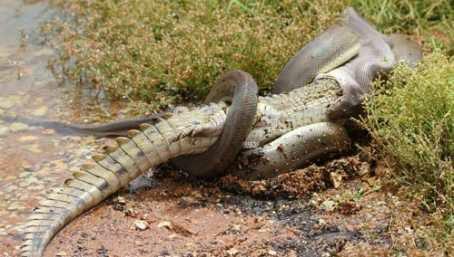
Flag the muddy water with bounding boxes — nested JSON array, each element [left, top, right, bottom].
[[0, 1, 102, 255]]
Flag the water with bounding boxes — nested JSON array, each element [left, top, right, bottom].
[[0, 1, 106, 255]]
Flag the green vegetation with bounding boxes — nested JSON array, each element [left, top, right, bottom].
[[48, 0, 452, 110], [49, 0, 453, 248], [364, 53, 453, 231]]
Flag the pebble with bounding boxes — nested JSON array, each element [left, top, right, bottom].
[[231, 224, 241, 232], [7, 202, 24, 211], [18, 176, 40, 187], [227, 248, 239, 256], [157, 221, 172, 229], [358, 162, 371, 177], [268, 250, 277, 256], [9, 122, 29, 132], [0, 97, 15, 109], [320, 200, 336, 212], [0, 126, 10, 137], [134, 220, 149, 231], [18, 171, 32, 178], [329, 172, 343, 189], [115, 196, 126, 204], [25, 184, 45, 191], [4, 185, 17, 193], [41, 128, 55, 135], [24, 144, 42, 153], [18, 135, 38, 142], [31, 106, 48, 116]]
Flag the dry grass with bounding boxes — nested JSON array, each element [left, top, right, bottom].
[[46, 0, 452, 110]]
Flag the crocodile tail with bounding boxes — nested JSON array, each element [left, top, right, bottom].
[[19, 135, 150, 257], [19, 106, 224, 257]]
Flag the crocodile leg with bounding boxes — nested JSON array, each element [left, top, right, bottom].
[[231, 122, 351, 180]]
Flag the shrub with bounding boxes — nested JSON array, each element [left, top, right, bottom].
[[364, 52, 453, 225]]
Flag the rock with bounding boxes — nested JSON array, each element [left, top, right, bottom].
[[9, 122, 29, 132], [18, 135, 38, 142], [268, 250, 277, 256], [320, 200, 336, 212], [134, 220, 149, 231], [24, 144, 42, 153], [18, 175, 40, 187], [358, 162, 371, 177], [56, 251, 67, 257], [0, 126, 10, 137], [31, 106, 48, 116], [18, 171, 32, 178], [168, 233, 178, 239], [329, 172, 344, 188], [227, 248, 239, 256], [116, 196, 126, 204], [7, 202, 25, 211], [231, 224, 241, 232], [157, 221, 173, 230], [41, 128, 55, 135], [0, 97, 15, 109]]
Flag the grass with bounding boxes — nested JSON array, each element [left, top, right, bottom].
[[46, 0, 453, 111], [47, 0, 453, 251]]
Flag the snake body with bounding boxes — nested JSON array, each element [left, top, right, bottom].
[[1, 114, 164, 137], [172, 70, 258, 177], [273, 23, 361, 94]]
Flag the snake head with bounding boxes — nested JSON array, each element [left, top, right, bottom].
[[322, 7, 422, 121], [385, 33, 422, 68]]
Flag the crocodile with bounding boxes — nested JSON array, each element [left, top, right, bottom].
[[19, 70, 350, 257], [19, 7, 422, 257]]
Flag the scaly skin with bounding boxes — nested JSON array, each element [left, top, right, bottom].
[[173, 70, 258, 177], [272, 22, 361, 94], [20, 76, 344, 257], [19, 103, 226, 257]]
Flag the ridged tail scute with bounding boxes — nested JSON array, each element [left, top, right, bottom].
[[19, 105, 226, 257]]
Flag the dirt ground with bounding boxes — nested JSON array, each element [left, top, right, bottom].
[[36, 154, 447, 257]]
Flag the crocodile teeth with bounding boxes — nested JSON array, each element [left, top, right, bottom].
[[139, 123, 152, 130], [127, 129, 141, 138], [116, 137, 130, 145]]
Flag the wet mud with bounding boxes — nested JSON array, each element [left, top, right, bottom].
[[0, 0, 107, 255]]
